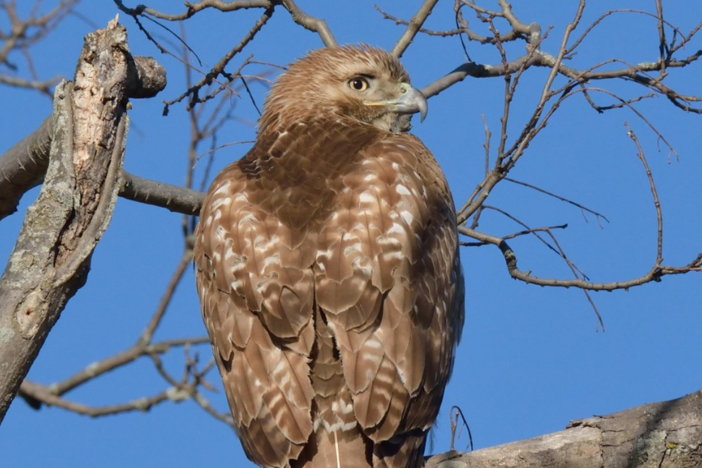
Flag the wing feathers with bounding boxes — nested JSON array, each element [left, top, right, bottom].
[[195, 116, 463, 468]]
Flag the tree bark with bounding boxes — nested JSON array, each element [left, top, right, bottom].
[[0, 18, 134, 423], [425, 390, 702, 468], [0, 55, 166, 221]]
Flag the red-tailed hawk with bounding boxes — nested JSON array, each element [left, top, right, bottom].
[[194, 45, 464, 468]]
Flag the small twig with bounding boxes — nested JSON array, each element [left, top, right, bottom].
[[544, 229, 604, 330], [163, 12, 273, 111], [504, 177, 609, 224], [481, 205, 588, 279], [625, 123, 664, 266], [582, 87, 678, 158], [139, 249, 195, 344], [449, 406, 473, 452], [111, 0, 273, 22], [461, 224, 568, 247]]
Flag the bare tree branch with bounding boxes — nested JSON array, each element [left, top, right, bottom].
[[459, 226, 701, 291], [0, 18, 132, 423], [0, 116, 53, 220], [504, 177, 610, 225], [162, 13, 274, 112], [119, 172, 204, 216], [388, 0, 440, 58], [280, 0, 337, 47], [19, 379, 176, 417], [0, 0, 80, 96], [112, 0, 273, 22], [0, 54, 167, 220], [624, 123, 664, 266], [425, 390, 702, 468]]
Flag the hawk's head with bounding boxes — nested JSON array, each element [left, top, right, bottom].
[[259, 45, 428, 133]]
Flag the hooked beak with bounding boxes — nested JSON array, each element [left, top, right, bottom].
[[364, 82, 428, 122]]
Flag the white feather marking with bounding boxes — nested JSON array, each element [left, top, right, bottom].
[[400, 210, 414, 225], [397, 368, 407, 386], [215, 225, 226, 241], [352, 259, 372, 276], [359, 192, 377, 204], [375, 236, 400, 248], [339, 399, 354, 414], [209, 197, 231, 211], [268, 391, 283, 407], [233, 192, 248, 203], [343, 243, 362, 256], [341, 421, 357, 431], [385, 251, 404, 261], [212, 180, 232, 196], [395, 184, 411, 196], [364, 339, 382, 350], [264, 253, 280, 266], [387, 223, 405, 235], [239, 212, 258, 226]]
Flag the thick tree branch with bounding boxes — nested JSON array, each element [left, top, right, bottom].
[[120, 164, 205, 216], [0, 123, 204, 220], [0, 116, 53, 220], [0, 55, 167, 221], [425, 390, 702, 468], [0, 19, 153, 424]]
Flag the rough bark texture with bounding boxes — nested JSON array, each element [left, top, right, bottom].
[[0, 55, 165, 221], [0, 19, 133, 423], [425, 390, 702, 468]]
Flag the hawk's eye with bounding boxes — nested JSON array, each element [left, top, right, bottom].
[[348, 77, 369, 92]]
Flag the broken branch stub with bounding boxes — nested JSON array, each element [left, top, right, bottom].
[[0, 18, 139, 423]]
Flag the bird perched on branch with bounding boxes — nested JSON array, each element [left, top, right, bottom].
[[194, 45, 464, 468]]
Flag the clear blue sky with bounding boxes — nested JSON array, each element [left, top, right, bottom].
[[1, 1, 701, 466]]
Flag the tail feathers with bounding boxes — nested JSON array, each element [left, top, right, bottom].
[[290, 428, 427, 468], [292, 427, 371, 468]]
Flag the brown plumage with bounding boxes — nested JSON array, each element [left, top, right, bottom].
[[194, 45, 464, 468]]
